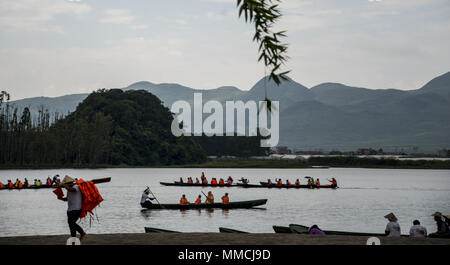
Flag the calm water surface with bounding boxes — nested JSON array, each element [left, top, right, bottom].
[[0, 168, 449, 237]]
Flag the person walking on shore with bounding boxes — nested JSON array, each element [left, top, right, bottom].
[[384, 212, 401, 237], [59, 176, 86, 240], [409, 220, 427, 238]]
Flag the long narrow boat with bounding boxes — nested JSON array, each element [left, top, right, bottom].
[[260, 182, 337, 189], [160, 181, 236, 187], [144, 227, 181, 233], [141, 199, 267, 210], [0, 177, 111, 190], [160, 181, 338, 189], [289, 224, 406, 237], [272, 225, 293, 233], [219, 227, 249, 233]]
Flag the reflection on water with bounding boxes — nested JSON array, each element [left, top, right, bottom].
[[0, 167, 449, 236]]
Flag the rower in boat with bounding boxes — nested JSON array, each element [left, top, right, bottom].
[[329, 177, 338, 187], [206, 191, 214, 204], [222, 193, 230, 204], [267, 179, 272, 186], [211, 178, 218, 185], [14, 179, 20, 188], [179, 177, 184, 183], [7, 180, 14, 189], [0, 181, 4, 188], [194, 195, 202, 205], [295, 179, 300, 186], [187, 177, 194, 184], [286, 179, 291, 187], [195, 178, 200, 184], [46, 177, 52, 186], [316, 178, 321, 186], [180, 194, 189, 205], [24, 178, 29, 187], [227, 176, 233, 185], [384, 212, 401, 237], [276, 178, 282, 187], [239, 177, 249, 185], [140, 187, 155, 206]]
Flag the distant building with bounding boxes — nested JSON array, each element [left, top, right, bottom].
[[275, 146, 292, 154], [438, 149, 450, 157]]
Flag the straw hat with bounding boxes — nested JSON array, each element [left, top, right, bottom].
[[431, 212, 442, 217], [61, 176, 75, 186], [384, 212, 398, 222]]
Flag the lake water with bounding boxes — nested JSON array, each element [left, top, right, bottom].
[[0, 168, 449, 237]]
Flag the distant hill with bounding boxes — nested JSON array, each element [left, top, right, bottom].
[[7, 71, 450, 153]]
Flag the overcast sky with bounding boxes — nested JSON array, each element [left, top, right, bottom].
[[1, 0, 449, 100]]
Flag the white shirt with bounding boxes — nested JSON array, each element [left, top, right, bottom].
[[141, 192, 154, 204], [409, 224, 427, 238], [385, 221, 401, 237], [67, 185, 82, 211]]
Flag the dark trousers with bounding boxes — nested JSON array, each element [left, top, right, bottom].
[[67, 210, 84, 237]]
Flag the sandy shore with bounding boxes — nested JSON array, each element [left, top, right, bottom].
[[0, 233, 449, 245]]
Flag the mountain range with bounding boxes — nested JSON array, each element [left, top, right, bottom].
[[7, 72, 450, 153]]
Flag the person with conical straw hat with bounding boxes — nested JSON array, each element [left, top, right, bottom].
[[59, 175, 86, 240], [384, 212, 401, 237], [429, 212, 450, 238]]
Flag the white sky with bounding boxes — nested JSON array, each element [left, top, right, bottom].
[[1, 0, 449, 100]]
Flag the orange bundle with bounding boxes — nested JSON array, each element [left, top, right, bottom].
[[76, 179, 103, 218]]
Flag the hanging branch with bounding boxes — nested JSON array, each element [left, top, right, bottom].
[[237, 0, 290, 85]]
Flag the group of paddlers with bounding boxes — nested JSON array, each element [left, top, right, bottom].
[[267, 177, 337, 187], [0, 175, 61, 189], [141, 187, 230, 206], [179, 172, 234, 185], [179, 191, 230, 205]]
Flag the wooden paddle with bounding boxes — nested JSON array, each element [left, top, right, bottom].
[[147, 186, 164, 209], [201, 191, 213, 204]]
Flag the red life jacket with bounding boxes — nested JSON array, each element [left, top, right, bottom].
[[219, 179, 224, 185], [76, 179, 103, 218], [0, 182, 4, 188]]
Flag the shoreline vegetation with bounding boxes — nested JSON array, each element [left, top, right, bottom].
[[1, 156, 449, 170]]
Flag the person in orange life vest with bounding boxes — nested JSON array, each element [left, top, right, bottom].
[[316, 178, 320, 186], [0, 181, 4, 188], [180, 194, 189, 205], [194, 195, 202, 205], [330, 178, 337, 186], [203, 178, 208, 184], [219, 178, 225, 185], [206, 191, 214, 204], [227, 176, 233, 184], [46, 177, 52, 186], [59, 176, 86, 240], [211, 178, 218, 185], [222, 193, 230, 204], [277, 179, 282, 187], [295, 179, 300, 186], [200, 172, 205, 181], [7, 180, 14, 189], [18, 181, 23, 189], [286, 179, 291, 186]]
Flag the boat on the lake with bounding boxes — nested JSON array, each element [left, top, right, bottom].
[[219, 227, 249, 233], [144, 227, 181, 233], [0, 177, 111, 190], [259, 182, 337, 189], [140, 199, 267, 210], [159, 181, 236, 187], [272, 225, 293, 233]]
